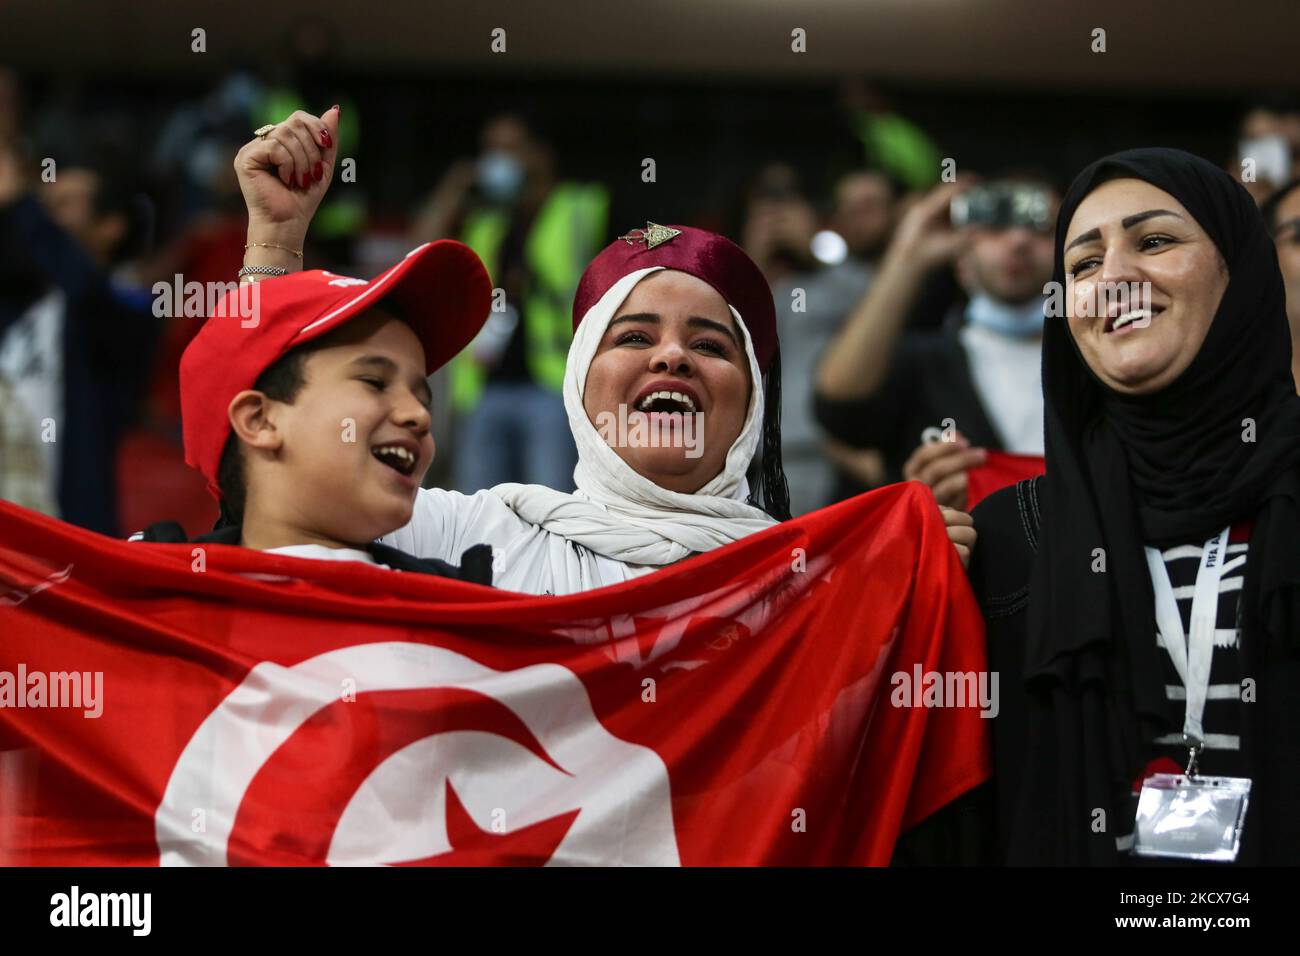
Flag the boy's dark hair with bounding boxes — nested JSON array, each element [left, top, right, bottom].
[[214, 339, 326, 529]]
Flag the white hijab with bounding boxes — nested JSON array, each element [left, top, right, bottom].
[[490, 267, 776, 566]]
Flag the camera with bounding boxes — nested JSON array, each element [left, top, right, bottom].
[[950, 181, 1053, 232]]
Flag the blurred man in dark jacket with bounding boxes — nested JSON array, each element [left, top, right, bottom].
[[0, 134, 159, 534]]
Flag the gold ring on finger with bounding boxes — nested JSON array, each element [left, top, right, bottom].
[[254, 125, 276, 139]]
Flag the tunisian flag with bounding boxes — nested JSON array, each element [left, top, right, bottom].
[[0, 483, 989, 866], [966, 452, 1045, 510]]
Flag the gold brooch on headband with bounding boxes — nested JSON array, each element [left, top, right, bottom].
[[618, 221, 682, 250]]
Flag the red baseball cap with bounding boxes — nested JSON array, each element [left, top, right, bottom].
[[180, 240, 491, 500]]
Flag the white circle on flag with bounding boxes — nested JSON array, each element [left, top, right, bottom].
[[155, 642, 680, 866]]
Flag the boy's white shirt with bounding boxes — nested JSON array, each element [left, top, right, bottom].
[[265, 544, 381, 566]]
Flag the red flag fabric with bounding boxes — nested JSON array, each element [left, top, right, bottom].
[[0, 483, 989, 866], [966, 452, 1046, 510]]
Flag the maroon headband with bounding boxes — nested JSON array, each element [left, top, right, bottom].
[[572, 222, 778, 373]]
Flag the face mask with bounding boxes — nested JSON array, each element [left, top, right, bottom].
[[477, 150, 525, 204], [965, 292, 1046, 338]]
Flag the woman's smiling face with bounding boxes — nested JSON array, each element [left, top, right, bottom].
[[1063, 177, 1229, 395], [582, 270, 752, 493]]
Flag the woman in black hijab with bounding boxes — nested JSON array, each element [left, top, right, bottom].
[[969, 147, 1300, 865]]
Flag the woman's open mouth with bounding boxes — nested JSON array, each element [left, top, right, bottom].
[[635, 389, 698, 414], [1105, 305, 1165, 334], [633, 391, 701, 432]]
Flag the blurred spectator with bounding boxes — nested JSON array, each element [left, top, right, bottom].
[[743, 164, 827, 515], [153, 71, 264, 221], [744, 164, 902, 514], [252, 18, 361, 269], [413, 113, 607, 492], [742, 163, 820, 285], [0, 131, 159, 534], [820, 169, 910, 498], [832, 169, 904, 266], [107, 78, 260, 538], [0, 373, 56, 515], [142, 82, 255, 429], [815, 175, 1057, 508], [1230, 97, 1300, 204], [1261, 177, 1300, 388], [0, 68, 21, 145]]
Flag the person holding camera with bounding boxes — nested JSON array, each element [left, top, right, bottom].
[[814, 176, 1056, 508]]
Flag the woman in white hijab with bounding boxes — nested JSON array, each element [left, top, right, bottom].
[[232, 110, 977, 594], [387, 222, 794, 594]]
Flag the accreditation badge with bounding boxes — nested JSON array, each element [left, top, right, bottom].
[[1131, 773, 1251, 862]]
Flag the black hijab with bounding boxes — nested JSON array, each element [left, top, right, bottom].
[[1014, 147, 1300, 864]]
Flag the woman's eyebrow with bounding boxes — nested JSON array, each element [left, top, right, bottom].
[[1120, 208, 1185, 229], [688, 316, 739, 345], [608, 313, 659, 329], [1065, 209, 1188, 254], [1064, 228, 1101, 254]]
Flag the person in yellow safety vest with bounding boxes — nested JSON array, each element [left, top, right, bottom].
[[411, 114, 608, 493]]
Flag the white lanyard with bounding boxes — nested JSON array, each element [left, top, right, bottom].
[[1143, 525, 1231, 751]]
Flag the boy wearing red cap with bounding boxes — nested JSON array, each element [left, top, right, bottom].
[[136, 241, 494, 581]]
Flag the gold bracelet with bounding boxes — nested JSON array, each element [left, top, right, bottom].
[[244, 241, 303, 258]]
